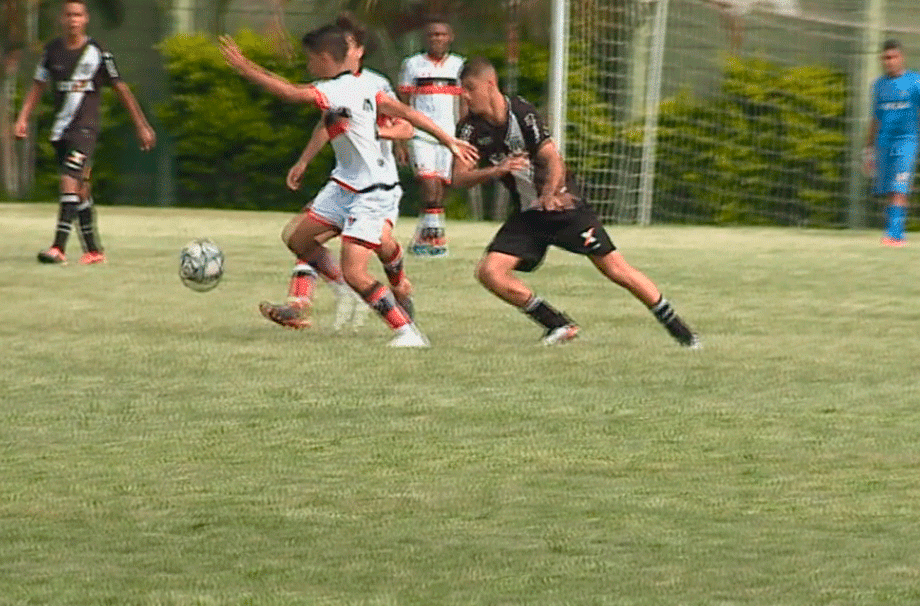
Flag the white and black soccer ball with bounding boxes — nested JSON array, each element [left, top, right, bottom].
[[179, 239, 224, 292]]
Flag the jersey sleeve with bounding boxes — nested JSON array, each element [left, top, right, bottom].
[[308, 80, 334, 111], [99, 48, 123, 85], [513, 97, 552, 157]]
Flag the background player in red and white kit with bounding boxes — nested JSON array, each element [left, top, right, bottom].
[[15, 0, 155, 266], [453, 58, 699, 347], [219, 26, 477, 347], [398, 16, 465, 257]]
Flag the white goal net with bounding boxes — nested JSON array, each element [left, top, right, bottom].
[[564, 0, 920, 227]]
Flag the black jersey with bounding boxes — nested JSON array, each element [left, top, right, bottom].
[[456, 95, 581, 212], [33, 37, 121, 142]]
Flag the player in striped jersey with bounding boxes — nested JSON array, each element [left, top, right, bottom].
[[454, 58, 699, 347], [15, 0, 155, 266], [398, 16, 465, 257], [219, 26, 477, 347]]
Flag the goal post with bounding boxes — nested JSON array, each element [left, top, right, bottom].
[[554, 0, 920, 228]]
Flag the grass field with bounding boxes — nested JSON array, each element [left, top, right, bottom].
[[3, 202, 920, 605]]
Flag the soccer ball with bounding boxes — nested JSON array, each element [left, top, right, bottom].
[[179, 239, 224, 292]]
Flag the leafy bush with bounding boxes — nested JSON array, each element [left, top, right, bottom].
[[157, 30, 332, 211], [650, 56, 848, 226]]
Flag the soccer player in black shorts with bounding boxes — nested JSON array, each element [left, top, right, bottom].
[[453, 57, 699, 347], [15, 0, 156, 265]]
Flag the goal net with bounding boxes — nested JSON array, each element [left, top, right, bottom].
[[565, 0, 920, 227]]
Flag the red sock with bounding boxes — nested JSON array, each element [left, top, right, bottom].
[[361, 282, 410, 330], [381, 244, 406, 287], [288, 259, 317, 302]]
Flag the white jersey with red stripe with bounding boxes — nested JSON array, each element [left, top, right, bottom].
[[309, 71, 396, 192], [398, 52, 464, 143]]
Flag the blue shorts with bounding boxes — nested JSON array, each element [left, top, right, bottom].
[[875, 137, 917, 195]]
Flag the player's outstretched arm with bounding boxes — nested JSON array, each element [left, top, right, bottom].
[[112, 81, 156, 151], [287, 121, 328, 191], [452, 151, 529, 189], [14, 81, 45, 139], [376, 93, 477, 165], [378, 117, 414, 141], [219, 36, 318, 105]]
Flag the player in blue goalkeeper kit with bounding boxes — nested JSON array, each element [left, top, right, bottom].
[[864, 39, 920, 247]]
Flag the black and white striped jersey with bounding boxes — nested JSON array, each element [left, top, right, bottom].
[[33, 37, 122, 142], [456, 96, 582, 212]]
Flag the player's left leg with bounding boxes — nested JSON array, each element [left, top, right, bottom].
[[341, 192, 427, 346], [551, 205, 699, 348], [879, 138, 913, 246], [76, 171, 106, 264]]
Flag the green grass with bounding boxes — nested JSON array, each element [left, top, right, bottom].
[[2, 202, 920, 605]]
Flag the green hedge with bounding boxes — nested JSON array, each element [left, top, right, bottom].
[[157, 30, 332, 211], [643, 56, 849, 226]]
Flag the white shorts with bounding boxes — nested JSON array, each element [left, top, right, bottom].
[[409, 138, 453, 183], [308, 181, 402, 248]]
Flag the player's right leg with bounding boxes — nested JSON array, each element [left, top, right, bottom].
[[477, 214, 578, 345], [259, 210, 337, 329], [408, 140, 450, 257], [38, 143, 84, 264]]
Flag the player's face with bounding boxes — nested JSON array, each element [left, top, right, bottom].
[[61, 2, 88, 37], [425, 23, 452, 57], [460, 74, 492, 115], [882, 49, 905, 77]]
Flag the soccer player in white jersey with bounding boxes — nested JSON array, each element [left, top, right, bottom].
[[15, 0, 155, 266], [283, 15, 417, 329], [398, 16, 465, 257], [219, 27, 477, 347]]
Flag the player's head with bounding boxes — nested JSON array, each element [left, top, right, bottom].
[[61, 0, 89, 37], [335, 12, 378, 72], [881, 39, 905, 77], [459, 57, 500, 115], [301, 25, 349, 78], [424, 16, 453, 58]]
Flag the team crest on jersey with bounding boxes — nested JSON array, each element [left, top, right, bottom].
[[459, 124, 474, 141], [896, 172, 909, 183]]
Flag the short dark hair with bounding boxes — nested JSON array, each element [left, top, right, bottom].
[[883, 39, 902, 53], [335, 12, 378, 57], [301, 25, 348, 62], [424, 14, 452, 29], [459, 56, 496, 82]]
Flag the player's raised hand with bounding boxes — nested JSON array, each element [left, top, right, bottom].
[[447, 138, 478, 166], [218, 35, 250, 73], [286, 159, 307, 191]]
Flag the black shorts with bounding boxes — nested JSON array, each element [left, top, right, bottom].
[[486, 205, 616, 272], [53, 129, 97, 180]]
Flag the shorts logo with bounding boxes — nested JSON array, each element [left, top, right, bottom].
[[581, 227, 599, 249], [65, 150, 87, 172]]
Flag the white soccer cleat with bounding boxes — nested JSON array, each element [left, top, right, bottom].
[[388, 323, 430, 348], [541, 324, 580, 346]]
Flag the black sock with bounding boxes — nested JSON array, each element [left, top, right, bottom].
[[522, 296, 573, 330], [52, 194, 80, 251], [76, 197, 101, 252], [650, 296, 697, 346]]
